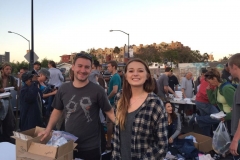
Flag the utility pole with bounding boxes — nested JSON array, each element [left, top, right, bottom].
[[30, 0, 34, 70]]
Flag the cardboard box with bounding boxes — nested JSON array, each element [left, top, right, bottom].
[[17, 136, 77, 160], [179, 132, 213, 153], [12, 126, 48, 160]]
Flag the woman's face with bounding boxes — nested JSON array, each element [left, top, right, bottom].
[[206, 77, 219, 86], [165, 103, 173, 114], [125, 61, 148, 87]]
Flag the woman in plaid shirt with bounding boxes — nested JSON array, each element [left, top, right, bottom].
[[112, 58, 168, 160]]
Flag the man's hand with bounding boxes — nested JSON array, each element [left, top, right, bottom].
[[169, 137, 173, 144], [230, 140, 239, 156], [38, 129, 51, 141]]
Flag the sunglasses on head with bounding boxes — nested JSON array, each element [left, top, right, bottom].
[[74, 53, 93, 62]]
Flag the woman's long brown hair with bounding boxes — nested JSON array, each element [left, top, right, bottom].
[[116, 58, 155, 130]]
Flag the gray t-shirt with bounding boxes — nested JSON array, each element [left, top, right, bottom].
[[120, 108, 140, 160], [231, 85, 240, 135], [157, 74, 169, 98], [53, 81, 112, 151], [181, 77, 193, 98]]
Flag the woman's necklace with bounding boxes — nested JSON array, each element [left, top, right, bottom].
[[130, 93, 146, 106]]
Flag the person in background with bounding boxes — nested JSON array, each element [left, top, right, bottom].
[[205, 68, 236, 133], [117, 70, 124, 87], [18, 67, 28, 87], [189, 68, 220, 136], [0, 63, 17, 142], [38, 68, 57, 117], [165, 101, 181, 144], [106, 60, 121, 150], [48, 60, 64, 88], [89, 60, 101, 84], [38, 53, 115, 160], [168, 73, 179, 92], [33, 61, 41, 74], [222, 63, 232, 83], [181, 72, 194, 99], [19, 71, 43, 131], [157, 67, 176, 102], [228, 53, 240, 158], [112, 58, 168, 159]]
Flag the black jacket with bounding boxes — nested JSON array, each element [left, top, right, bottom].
[[19, 82, 43, 131]]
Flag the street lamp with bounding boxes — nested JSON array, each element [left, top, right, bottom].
[[8, 31, 31, 63], [110, 30, 129, 58]]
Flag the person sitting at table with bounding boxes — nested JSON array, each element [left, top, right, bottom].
[[205, 68, 236, 134], [165, 101, 181, 144]]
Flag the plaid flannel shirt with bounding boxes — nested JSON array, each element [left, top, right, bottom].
[[112, 92, 168, 160]]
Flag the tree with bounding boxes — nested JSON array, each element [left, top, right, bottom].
[[134, 45, 162, 64], [41, 58, 50, 68]]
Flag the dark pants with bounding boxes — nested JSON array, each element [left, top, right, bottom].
[[46, 95, 55, 116], [74, 147, 101, 160], [1, 104, 15, 142], [195, 101, 220, 137]]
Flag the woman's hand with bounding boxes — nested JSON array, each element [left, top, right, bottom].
[[169, 137, 173, 144]]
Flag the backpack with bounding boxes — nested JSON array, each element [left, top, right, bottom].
[[220, 81, 238, 91]]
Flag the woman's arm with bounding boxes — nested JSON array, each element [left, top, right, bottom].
[[170, 113, 181, 140]]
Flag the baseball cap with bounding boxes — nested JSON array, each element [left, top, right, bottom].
[[22, 71, 34, 82], [38, 68, 50, 79]]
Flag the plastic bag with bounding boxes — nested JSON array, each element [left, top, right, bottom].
[[46, 131, 78, 147], [212, 121, 231, 156]]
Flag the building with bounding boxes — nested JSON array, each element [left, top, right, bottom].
[[59, 41, 191, 64], [0, 52, 10, 63]]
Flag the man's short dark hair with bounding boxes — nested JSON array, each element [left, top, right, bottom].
[[33, 61, 41, 66], [228, 53, 240, 68], [73, 53, 92, 64], [20, 67, 28, 72], [48, 60, 56, 68], [165, 67, 172, 72], [93, 60, 100, 68], [225, 63, 228, 67], [108, 61, 118, 70], [201, 68, 208, 74]]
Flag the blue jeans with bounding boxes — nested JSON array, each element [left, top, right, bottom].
[[195, 101, 220, 136]]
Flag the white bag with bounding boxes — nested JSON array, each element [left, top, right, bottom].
[[212, 121, 231, 156]]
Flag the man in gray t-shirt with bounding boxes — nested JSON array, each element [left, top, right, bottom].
[[181, 72, 193, 98], [157, 67, 176, 102], [38, 53, 115, 160], [228, 53, 240, 157]]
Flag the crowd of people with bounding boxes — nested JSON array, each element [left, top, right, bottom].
[[0, 53, 240, 159]]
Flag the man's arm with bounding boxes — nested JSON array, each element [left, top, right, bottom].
[[105, 108, 115, 123], [175, 85, 178, 91], [182, 88, 186, 98], [108, 85, 118, 99], [168, 86, 175, 94], [39, 109, 63, 141], [230, 120, 240, 156], [164, 86, 168, 94]]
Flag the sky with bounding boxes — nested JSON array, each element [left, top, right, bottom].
[[1, 0, 240, 63]]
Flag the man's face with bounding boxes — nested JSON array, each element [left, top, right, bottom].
[[34, 64, 40, 71], [18, 69, 26, 78], [168, 71, 173, 77], [72, 58, 91, 82], [3, 66, 12, 76], [186, 73, 193, 80], [229, 64, 239, 78], [37, 73, 47, 82], [107, 64, 114, 73]]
